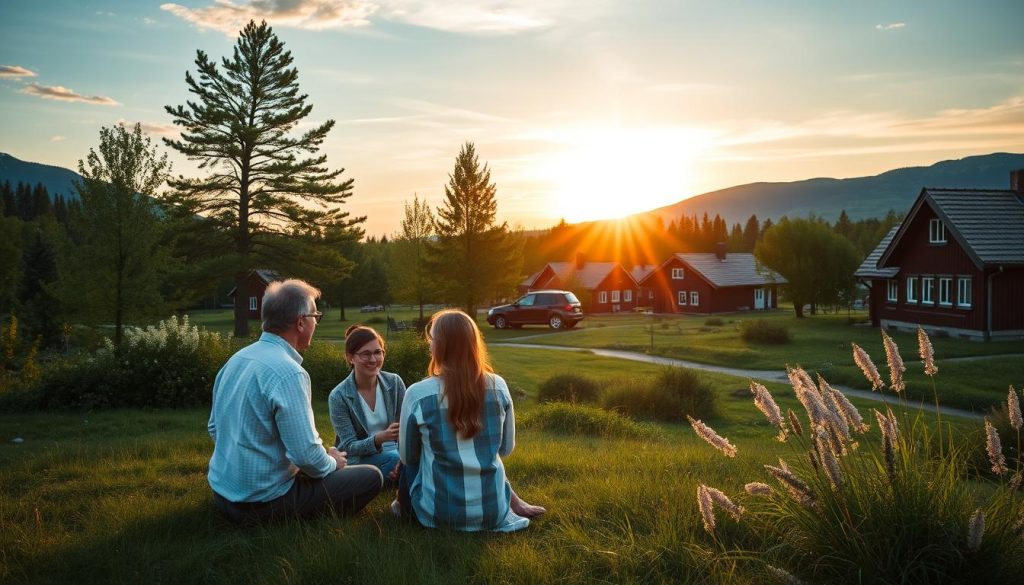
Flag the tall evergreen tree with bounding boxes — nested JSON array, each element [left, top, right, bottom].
[[18, 229, 60, 346], [164, 19, 362, 337], [31, 183, 51, 218], [16, 183, 32, 221], [429, 142, 521, 318], [57, 123, 172, 346], [1, 181, 14, 217], [742, 214, 760, 251], [390, 194, 438, 322]]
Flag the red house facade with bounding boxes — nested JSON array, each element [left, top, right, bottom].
[[640, 250, 784, 314], [519, 259, 640, 313], [227, 269, 282, 320], [856, 172, 1024, 340]]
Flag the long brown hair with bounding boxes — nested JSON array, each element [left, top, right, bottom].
[[426, 309, 493, 438]]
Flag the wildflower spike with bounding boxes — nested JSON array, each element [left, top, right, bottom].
[[852, 343, 885, 391], [917, 326, 937, 376], [984, 419, 1008, 475], [688, 415, 737, 457], [881, 330, 906, 393]]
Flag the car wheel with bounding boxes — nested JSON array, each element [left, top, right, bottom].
[[495, 316, 509, 329], [548, 314, 563, 329]]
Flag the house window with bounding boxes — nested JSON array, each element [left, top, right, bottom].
[[599, 291, 608, 304], [611, 290, 621, 303], [671, 268, 684, 279], [906, 277, 917, 304], [690, 291, 699, 306], [921, 277, 934, 305], [886, 280, 898, 303], [929, 219, 947, 244], [624, 290, 632, 302], [678, 291, 687, 306], [649, 290, 654, 299], [957, 277, 972, 308], [938, 277, 952, 306], [249, 296, 258, 311]]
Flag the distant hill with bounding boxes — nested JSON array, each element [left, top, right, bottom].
[[641, 152, 1024, 225], [0, 152, 81, 200]]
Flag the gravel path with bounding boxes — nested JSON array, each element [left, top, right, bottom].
[[492, 342, 984, 421]]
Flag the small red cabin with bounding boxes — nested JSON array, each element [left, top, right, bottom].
[[519, 258, 640, 313], [640, 249, 784, 314], [227, 269, 282, 320]]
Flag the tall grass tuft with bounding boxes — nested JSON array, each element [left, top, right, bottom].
[[739, 319, 791, 344], [518, 402, 658, 439], [537, 372, 602, 404]]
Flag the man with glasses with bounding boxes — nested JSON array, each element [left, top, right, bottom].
[[208, 279, 383, 525]]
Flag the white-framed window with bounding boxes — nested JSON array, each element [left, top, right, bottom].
[[929, 219, 947, 244], [249, 296, 258, 311], [690, 291, 699, 306], [649, 290, 654, 299], [671, 268, 684, 279], [598, 291, 608, 304], [611, 290, 621, 302], [957, 277, 972, 308], [906, 277, 918, 303], [921, 277, 934, 305], [938, 277, 952, 306], [887, 280, 898, 303], [678, 291, 687, 305], [624, 289, 632, 302]]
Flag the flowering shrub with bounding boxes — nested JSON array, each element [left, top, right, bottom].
[[691, 328, 1024, 582], [38, 316, 233, 409]]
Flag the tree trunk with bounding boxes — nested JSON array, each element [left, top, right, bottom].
[[233, 271, 248, 338], [793, 301, 805, 318]]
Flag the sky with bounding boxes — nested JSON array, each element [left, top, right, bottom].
[[1, 1, 1022, 237]]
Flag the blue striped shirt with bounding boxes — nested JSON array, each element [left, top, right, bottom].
[[208, 332, 337, 503], [399, 374, 528, 532]]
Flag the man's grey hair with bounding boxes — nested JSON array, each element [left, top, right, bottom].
[[262, 279, 321, 334]]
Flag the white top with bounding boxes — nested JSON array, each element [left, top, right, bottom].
[[360, 384, 395, 449]]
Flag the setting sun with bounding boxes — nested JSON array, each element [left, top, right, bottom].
[[541, 126, 710, 223]]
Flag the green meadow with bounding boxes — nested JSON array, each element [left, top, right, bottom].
[[2, 312, 1022, 583]]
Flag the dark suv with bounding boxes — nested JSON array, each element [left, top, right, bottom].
[[486, 290, 584, 330]]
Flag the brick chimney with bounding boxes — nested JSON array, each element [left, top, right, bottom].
[[1011, 169, 1024, 194], [575, 251, 585, 270], [715, 242, 727, 261]]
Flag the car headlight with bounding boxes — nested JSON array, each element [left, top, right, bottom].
[[488, 308, 494, 315]]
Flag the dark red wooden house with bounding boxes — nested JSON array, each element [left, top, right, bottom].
[[519, 258, 640, 313], [640, 248, 785, 314], [855, 171, 1024, 340], [227, 269, 282, 320]]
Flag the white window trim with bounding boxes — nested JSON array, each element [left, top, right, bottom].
[[957, 277, 972, 308], [929, 219, 947, 244], [671, 268, 684, 280], [611, 290, 621, 303], [648, 290, 654, 299], [624, 289, 632, 302], [678, 291, 687, 306], [598, 291, 608, 304], [887, 280, 898, 303], [906, 277, 917, 304], [249, 296, 258, 311], [690, 291, 699, 306], [921, 277, 934, 305], [938, 277, 952, 306]]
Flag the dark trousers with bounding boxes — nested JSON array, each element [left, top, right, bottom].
[[213, 464, 383, 525]]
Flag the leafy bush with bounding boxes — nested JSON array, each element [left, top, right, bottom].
[[36, 316, 233, 409], [302, 341, 347, 398], [601, 368, 717, 422], [704, 317, 724, 326], [739, 319, 790, 344], [518, 402, 658, 439], [537, 372, 601, 404], [386, 332, 430, 387], [363, 315, 386, 324]]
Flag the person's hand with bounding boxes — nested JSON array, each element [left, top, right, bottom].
[[388, 461, 402, 482], [328, 446, 347, 470], [375, 422, 400, 447]]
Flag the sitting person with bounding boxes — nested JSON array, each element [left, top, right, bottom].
[[328, 325, 406, 485], [207, 279, 383, 525], [396, 309, 545, 531]]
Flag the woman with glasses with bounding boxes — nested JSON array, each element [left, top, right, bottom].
[[328, 325, 406, 485], [395, 309, 545, 531]]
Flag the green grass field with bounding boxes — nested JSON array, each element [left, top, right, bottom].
[[1, 340, 1003, 584]]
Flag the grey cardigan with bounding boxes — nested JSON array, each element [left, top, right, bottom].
[[328, 370, 406, 457]]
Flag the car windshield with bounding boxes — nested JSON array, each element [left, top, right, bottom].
[[564, 292, 580, 304]]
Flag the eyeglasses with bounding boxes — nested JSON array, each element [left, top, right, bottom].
[[355, 349, 385, 361], [303, 311, 323, 324]]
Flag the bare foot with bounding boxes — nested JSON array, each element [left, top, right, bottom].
[[510, 491, 546, 518]]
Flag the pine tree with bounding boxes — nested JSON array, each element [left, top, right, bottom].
[[0, 181, 14, 217], [742, 214, 760, 251], [429, 142, 521, 318], [16, 182, 32, 221], [164, 20, 362, 337], [31, 183, 51, 218], [18, 229, 59, 346]]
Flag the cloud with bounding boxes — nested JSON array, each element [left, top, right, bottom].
[[0, 65, 37, 78], [875, 22, 906, 31], [160, 0, 377, 35], [143, 17, 157, 25], [161, 0, 575, 35], [50, 136, 66, 142], [21, 83, 120, 106], [116, 119, 181, 138]]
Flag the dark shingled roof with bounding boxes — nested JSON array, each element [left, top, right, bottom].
[[924, 189, 1024, 265], [855, 226, 900, 278], [675, 253, 786, 288]]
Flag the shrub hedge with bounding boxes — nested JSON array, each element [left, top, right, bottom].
[[740, 319, 791, 344], [537, 372, 602, 404]]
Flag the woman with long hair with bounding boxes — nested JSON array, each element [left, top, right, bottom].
[[397, 309, 544, 531]]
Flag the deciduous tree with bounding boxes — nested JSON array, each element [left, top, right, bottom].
[[390, 195, 438, 322]]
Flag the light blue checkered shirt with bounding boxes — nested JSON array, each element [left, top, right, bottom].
[[208, 332, 337, 503]]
